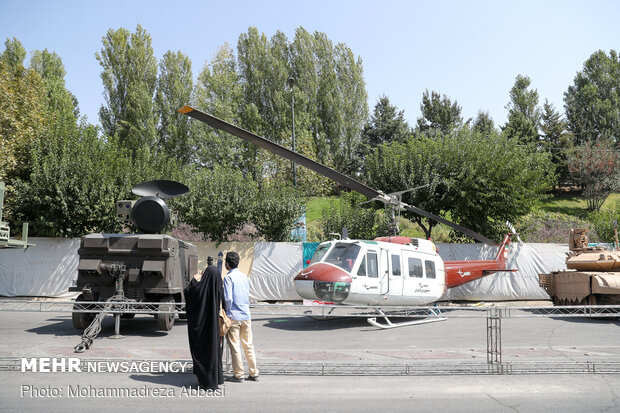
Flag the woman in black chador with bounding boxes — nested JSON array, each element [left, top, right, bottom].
[[183, 265, 224, 389]]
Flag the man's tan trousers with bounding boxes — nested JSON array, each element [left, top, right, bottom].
[[226, 320, 259, 379]]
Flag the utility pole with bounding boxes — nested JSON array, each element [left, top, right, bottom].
[[288, 77, 296, 187]]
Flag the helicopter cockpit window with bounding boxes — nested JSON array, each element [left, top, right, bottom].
[[324, 242, 361, 272], [309, 243, 331, 266], [408, 257, 423, 278], [425, 260, 436, 279], [366, 251, 379, 278], [391, 255, 401, 276]]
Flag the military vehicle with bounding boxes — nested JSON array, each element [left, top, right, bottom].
[[69, 180, 198, 331], [0, 181, 33, 249], [539, 229, 620, 305]]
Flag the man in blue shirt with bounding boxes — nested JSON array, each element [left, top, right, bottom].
[[224, 251, 259, 382]]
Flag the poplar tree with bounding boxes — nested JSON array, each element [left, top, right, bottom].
[[97, 25, 158, 157]]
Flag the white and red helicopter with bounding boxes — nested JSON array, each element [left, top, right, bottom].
[[180, 106, 516, 326]]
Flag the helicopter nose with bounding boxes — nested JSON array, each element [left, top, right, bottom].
[[294, 263, 352, 302]]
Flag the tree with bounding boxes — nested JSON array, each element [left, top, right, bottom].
[[416, 90, 463, 135], [155, 50, 194, 164], [12, 125, 132, 236], [96, 25, 158, 157], [0, 38, 48, 183], [175, 165, 258, 242], [194, 43, 245, 168], [567, 139, 619, 211], [196, 27, 367, 194], [564, 49, 620, 145], [320, 192, 388, 240], [540, 99, 573, 187], [359, 95, 410, 162], [252, 181, 305, 241], [365, 127, 555, 241], [472, 110, 495, 136], [502, 75, 540, 144], [30, 48, 79, 120]]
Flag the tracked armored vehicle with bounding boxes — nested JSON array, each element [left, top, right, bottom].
[[69, 180, 197, 331], [539, 229, 620, 305]]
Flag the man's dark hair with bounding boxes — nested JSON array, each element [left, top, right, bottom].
[[225, 251, 240, 269]]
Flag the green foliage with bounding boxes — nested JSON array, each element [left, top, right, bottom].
[[195, 26, 368, 189], [365, 127, 556, 241], [175, 165, 258, 242], [540, 99, 573, 187], [564, 49, 620, 145], [13, 124, 131, 236], [589, 203, 620, 244], [0, 39, 48, 183], [517, 211, 595, 243], [359, 95, 411, 169], [502, 75, 540, 144], [252, 181, 305, 241], [155, 50, 194, 164], [416, 90, 463, 135], [320, 192, 388, 240], [472, 110, 496, 136], [567, 139, 619, 211], [97, 25, 158, 157]]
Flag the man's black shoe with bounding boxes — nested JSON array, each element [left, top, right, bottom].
[[247, 375, 259, 382], [225, 376, 244, 383]]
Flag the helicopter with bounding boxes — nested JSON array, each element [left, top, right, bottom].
[[179, 106, 517, 326]]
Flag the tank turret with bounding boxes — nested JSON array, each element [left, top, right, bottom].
[[540, 229, 620, 306]]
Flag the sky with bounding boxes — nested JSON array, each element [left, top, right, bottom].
[[1, 0, 618, 129]]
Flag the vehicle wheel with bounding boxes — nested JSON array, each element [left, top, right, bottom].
[[157, 296, 175, 331], [72, 294, 95, 330]]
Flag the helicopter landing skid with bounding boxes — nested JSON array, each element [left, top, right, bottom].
[[367, 309, 446, 329]]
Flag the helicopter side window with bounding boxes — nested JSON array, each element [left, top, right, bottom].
[[425, 260, 436, 279], [324, 242, 361, 272], [391, 255, 401, 276], [366, 252, 379, 278], [408, 257, 423, 278], [357, 256, 367, 276]]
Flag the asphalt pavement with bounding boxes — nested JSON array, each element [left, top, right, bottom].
[[1, 307, 620, 412]]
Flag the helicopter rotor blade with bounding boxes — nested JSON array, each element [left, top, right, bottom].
[[179, 106, 378, 199], [179, 105, 496, 244], [401, 204, 495, 245]]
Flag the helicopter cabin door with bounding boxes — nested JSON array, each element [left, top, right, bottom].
[[387, 250, 403, 296], [353, 248, 382, 297]]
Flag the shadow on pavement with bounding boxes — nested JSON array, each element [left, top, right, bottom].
[[129, 373, 198, 389], [26, 315, 186, 338], [260, 316, 373, 331]]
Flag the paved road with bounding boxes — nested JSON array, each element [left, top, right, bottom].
[[3, 372, 620, 412], [1, 309, 620, 412]]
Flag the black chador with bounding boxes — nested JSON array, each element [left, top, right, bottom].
[[183, 265, 224, 389]]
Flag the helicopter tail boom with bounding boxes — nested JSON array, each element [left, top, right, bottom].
[[444, 234, 513, 288]]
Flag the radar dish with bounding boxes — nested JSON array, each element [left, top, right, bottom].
[[131, 180, 189, 199]]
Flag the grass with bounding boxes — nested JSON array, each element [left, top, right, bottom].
[[305, 196, 337, 222], [536, 192, 620, 217]]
